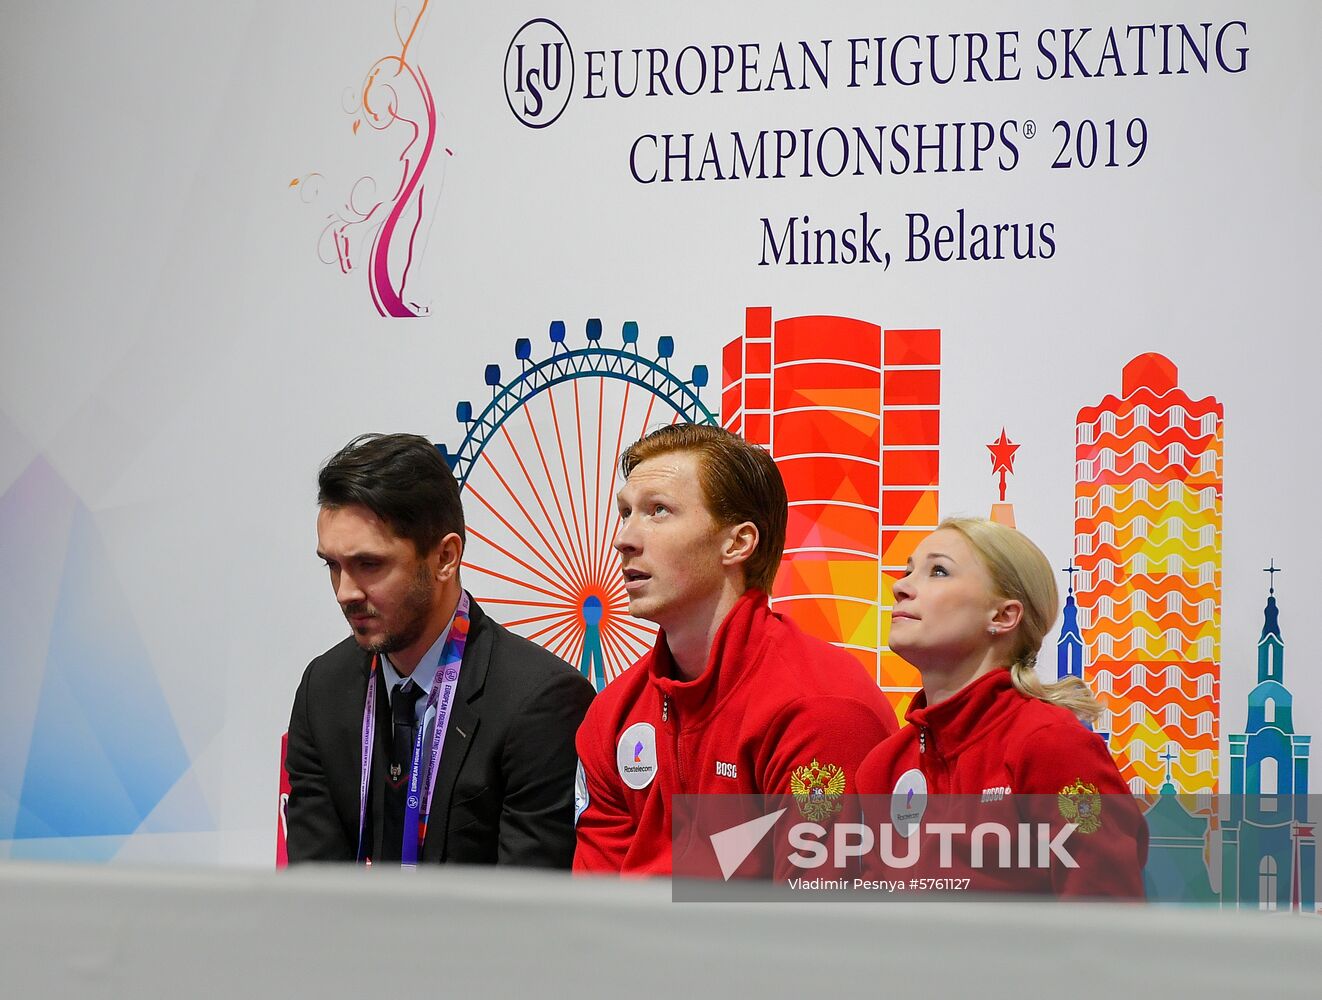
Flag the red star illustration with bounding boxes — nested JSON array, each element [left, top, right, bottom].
[[987, 427, 1019, 474], [987, 428, 1019, 502]]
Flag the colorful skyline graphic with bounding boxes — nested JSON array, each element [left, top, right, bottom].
[[1074, 354, 1223, 795], [423, 315, 1321, 904], [722, 307, 940, 715]]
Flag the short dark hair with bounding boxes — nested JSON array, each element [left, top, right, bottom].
[[620, 424, 787, 593], [318, 433, 465, 554]]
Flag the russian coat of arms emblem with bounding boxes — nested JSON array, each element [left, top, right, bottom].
[[790, 758, 846, 822], [1057, 779, 1103, 834]]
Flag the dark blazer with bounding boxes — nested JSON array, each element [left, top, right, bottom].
[[285, 597, 594, 867]]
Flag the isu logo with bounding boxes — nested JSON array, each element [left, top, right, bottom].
[[505, 19, 575, 128]]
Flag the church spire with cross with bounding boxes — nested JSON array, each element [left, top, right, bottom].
[[1221, 561, 1315, 910], [1259, 559, 1283, 684], [1159, 745, 1179, 793], [1056, 559, 1084, 683], [1056, 556, 1108, 740]]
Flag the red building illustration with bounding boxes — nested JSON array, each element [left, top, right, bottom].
[[722, 307, 940, 715]]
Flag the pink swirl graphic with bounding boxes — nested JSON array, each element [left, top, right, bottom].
[[295, 1, 448, 317]]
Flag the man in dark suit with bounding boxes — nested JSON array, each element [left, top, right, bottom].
[[285, 433, 594, 867]]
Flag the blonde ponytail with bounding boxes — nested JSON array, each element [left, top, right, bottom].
[[1009, 660, 1101, 724]]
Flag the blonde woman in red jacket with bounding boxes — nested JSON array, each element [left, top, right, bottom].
[[856, 517, 1147, 898]]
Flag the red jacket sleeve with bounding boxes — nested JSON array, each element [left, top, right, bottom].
[[1012, 721, 1148, 899], [572, 710, 635, 874], [757, 695, 897, 881]]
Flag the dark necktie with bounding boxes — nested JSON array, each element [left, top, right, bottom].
[[392, 681, 426, 777], [382, 680, 425, 861]]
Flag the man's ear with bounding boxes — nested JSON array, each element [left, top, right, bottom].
[[433, 532, 464, 582], [721, 521, 759, 571]]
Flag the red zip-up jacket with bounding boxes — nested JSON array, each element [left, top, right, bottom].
[[855, 669, 1148, 897], [574, 590, 898, 876]]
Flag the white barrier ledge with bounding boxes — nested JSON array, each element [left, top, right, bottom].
[[1, 862, 1316, 998]]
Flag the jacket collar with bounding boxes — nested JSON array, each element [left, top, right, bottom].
[[356, 591, 491, 704], [904, 668, 1021, 756], [647, 589, 773, 724]]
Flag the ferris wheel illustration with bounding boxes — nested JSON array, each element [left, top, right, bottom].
[[438, 318, 717, 690]]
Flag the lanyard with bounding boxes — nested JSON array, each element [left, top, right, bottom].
[[356, 591, 472, 865]]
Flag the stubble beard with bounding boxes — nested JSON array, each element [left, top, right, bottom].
[[348, 562, 436, 656]]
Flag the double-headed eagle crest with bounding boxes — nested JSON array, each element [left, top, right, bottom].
[[789, 758, 846, 822], [1057, 779, 1103, 834]]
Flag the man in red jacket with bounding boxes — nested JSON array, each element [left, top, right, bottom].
[[573, 424, 898, 876]]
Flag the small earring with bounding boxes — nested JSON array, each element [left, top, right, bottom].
[[987, 627, 998, 636]]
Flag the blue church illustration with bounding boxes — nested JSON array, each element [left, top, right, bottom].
[[1221, 564, 1315, 910], [1057, 563, 1084, 683], [1057, 562, 1110, 745], [1141, 748, 1216, 902]]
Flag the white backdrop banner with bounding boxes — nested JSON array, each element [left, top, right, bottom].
[[1, 1, 1317, 904]]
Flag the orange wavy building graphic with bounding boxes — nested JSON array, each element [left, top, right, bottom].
[[1075, 354, 1223, 794], [722, 307, 940, 716]]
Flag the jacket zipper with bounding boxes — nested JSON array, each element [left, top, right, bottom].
[[663, 694, 688, 794], [918, 727, 950, 791]]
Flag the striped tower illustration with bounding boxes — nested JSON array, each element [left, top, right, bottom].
[[722, 307, 940, 717], [1074, 354, 1223, 794]]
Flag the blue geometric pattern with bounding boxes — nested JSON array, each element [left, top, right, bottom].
[[1, 457, 199, 852], [0, 456, 74, 840]]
